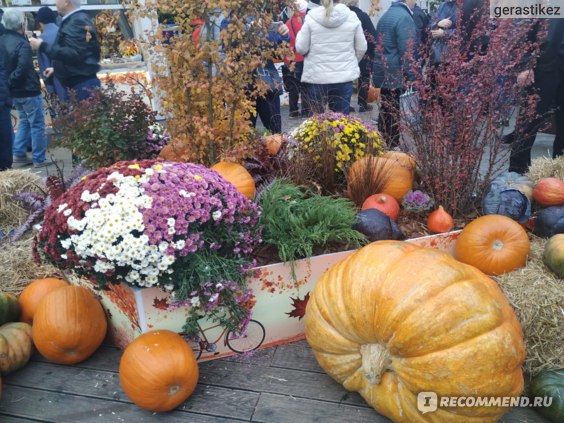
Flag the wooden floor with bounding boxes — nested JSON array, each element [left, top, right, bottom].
[[0, 340, 550, 423]]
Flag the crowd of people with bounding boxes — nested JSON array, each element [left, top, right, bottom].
[[1, 0, 563, 175], [0, 0, 100, 171]]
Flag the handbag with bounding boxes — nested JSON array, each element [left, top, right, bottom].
[[400, 87, 420, 125]]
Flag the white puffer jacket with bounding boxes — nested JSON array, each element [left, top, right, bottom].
[[296, 4, 367, 85]]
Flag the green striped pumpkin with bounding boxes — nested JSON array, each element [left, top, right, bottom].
[[0, 293, 20, 326]]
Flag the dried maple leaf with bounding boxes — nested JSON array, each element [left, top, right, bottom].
[[152, 297, 169, 310], [286, 292, 310, 320]]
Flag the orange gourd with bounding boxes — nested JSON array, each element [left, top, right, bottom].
[[305, 241, 524, 423], [427, 205, 454, 233], [32, 286, 107, 364], [119, 330, 199, 412], [18, 277, 69, 324], [362, 193, 400, 221], [158, 141, 191, 162], [533, 177, 564, 206], [210, 161, 256, 200], [455, 214, 530, 275]]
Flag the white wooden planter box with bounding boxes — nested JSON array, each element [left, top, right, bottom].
[[69, 231, 461, 361]]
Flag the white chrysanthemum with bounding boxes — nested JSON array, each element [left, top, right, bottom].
[[212, 210, 222, 221], [57, 203, 68, 213]]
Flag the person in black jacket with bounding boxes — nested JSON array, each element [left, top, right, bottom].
[[344, 0, 377, 112], [29, 0, 101, 102], [504, 19, 564, 174], [0, 9, 49, 168], [0, 9, 5, 36], [0, 51, 13, 171]]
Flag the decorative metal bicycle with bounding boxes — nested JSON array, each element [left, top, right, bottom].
[[183, 318, 266, 360]]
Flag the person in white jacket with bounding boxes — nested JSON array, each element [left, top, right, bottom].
[[295, 0, 367, 114]]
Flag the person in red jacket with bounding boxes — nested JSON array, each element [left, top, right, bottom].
[[283, 0, 308, 118]]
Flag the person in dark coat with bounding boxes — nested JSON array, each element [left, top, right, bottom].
[[372, 0, 417, 148], [35, 7, 66, 101], [29, 0, 101, 102], [0, 9, 49, 168], [344, 0, 377, 112], [412, 4, 430, 58], [504, 19, 564, 173], [0, 52, 13, 171], [0, 9, 5, 36], [554, 33, 564, 158]]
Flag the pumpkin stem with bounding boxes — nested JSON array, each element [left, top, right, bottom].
[[492, 240, 504, 251], [360, 344, 392, 385]]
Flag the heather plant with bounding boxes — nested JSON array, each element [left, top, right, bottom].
[[53, 82, 159, 169], [387, 7, 539, 217], [133, 0, 294, 165], [34, 160, 262, 337]]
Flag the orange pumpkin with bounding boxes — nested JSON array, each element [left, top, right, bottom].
[[263, 134, 284, 156], [158, 141, 192, 162], [120, 330, 199, 412], [427, 205, 454, 233], [382, 151, 416, 174], [18, 277, 68, 324], [305, 241, 525, 423], [32, 286, 107, 364], [349, 157, 413, 203], [362, 193, 400, 221], [367, 85, 381, 103], [533, 177, 564, 206], [210, 161, 256, 200], [455, 214, 530, 275]]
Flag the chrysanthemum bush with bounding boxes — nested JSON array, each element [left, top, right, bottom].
[[33, 159, 262, 336], [291, 113, 384, 174]]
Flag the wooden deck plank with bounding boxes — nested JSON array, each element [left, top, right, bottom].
[[199, 359, 369, 407], [0, 415, 48, 423], [252, 392, 392, 423], [0, 386, 247, 423], [3, 361, 259, 421], [270, 342, 324, 373]]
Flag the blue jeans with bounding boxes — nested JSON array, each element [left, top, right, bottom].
[[68, 77, 101, 102], [0, 105, 13, 170], [12, 95, 47, 164], [303, 82, 354, 115]]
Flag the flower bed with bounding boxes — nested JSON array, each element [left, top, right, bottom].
[[68, 230, 460, 361]]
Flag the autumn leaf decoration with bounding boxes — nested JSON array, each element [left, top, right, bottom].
[[152, 297, 170, 310], [286, 292, 310, 320]]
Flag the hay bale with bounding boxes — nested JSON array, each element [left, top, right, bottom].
[[494, 236, 564, 380], [526, 156, 564, 184], [0, 170, 44, 233], [0, 234, 62, 295]]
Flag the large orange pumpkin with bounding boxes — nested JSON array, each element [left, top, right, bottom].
[[382, 151, 416, 174], [349, 157, 413, 203], [18, 277, 69, 324], [455, 214, 530, 275], [119, 330, 199, 412], [533, 177, 564, 206], [210, 161, 256, 200], [32, 286, 107, 364], [304, 241, 525, 423]]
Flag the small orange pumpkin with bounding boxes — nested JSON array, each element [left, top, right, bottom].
[[32, 286, 107, 364], [533, 177, 564, 207], [263, 134, 284, 156], [158, 141, 191, 162], [362, 193, 400, 221], [18, 277, 69, 324], [367, 85, 381, 103], [210, 161, 256, 200], [455, 214, 530, 275], [427, 205, 454, 233], [119, 330, 199, 412]]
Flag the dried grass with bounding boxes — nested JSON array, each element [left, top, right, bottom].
[[493, 236, 564, 380], [0, 170, 44, 233], [346, 155, 391, 206], [0, 234, 62, 295], [525, 156, 564, 183]]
